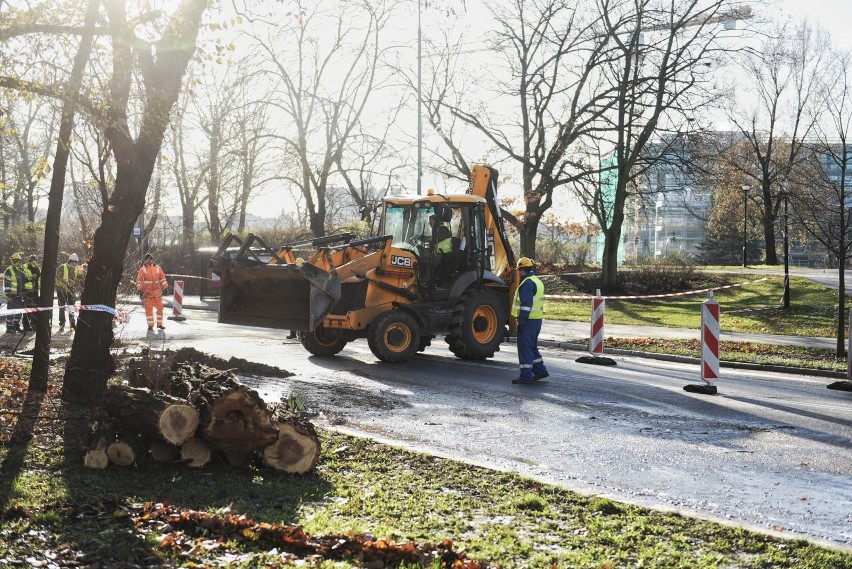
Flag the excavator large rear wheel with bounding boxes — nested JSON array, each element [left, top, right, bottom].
[[447, 288, 506, 360], [368, 310, 421, 363], [300, 325, 347, 357]]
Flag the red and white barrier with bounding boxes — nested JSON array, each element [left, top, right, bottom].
[[168, 280, 187, 321], [590, 289, 605, 355], [700, 293, 720, 384]]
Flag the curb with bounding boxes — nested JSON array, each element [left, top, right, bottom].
[[504, 337, 847, 380]]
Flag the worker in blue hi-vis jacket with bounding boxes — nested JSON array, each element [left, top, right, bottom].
[[510, 257, 549, 384]]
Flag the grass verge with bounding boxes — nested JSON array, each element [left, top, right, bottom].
[[563, 338, 847, 373], [1, 360, 851, 568], [541, 274, 845, 338]]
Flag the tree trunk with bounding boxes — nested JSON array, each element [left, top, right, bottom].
[[837, 227, 846, 358], [169, 363, 278, 455], [62, 0, 208, 402], [601, 226, 621, 292], [764, 211, 778, 265], [102, 384, 200, 446], [518, 218, 539, 259], [30, 0, 99, 390]]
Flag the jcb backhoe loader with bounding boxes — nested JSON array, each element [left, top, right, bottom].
[[211, 165, 518, 362]]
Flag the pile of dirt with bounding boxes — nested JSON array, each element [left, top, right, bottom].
[[171, 346, 293, 378]]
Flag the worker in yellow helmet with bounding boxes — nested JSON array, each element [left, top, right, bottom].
[[510, 257, 548, 384], [4, 253, 26, 333]]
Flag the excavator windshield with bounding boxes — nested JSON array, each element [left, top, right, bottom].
[[384, 203, 435, 248]]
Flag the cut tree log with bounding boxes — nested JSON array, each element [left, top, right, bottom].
[[84, 447, 109, 469], [106, 441, 136, 466], [180, 437, 212, 468], [170, 363, 278, 455], [84, 436, 109, 469], [262, 403, 321, 473], [103, 384, 199, 446]]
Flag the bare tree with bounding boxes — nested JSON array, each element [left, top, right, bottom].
[[425, 0, 619, 258], [722, 20, 828, 265], [244, 0, 392, 237], [0, 94, 57, 227], [790, 48, 852, 357], [586, 0, 744, 290]]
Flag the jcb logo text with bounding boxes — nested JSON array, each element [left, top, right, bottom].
[[390, 255, 412, 267]]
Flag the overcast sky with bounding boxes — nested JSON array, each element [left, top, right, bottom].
[[777, 0, 852, 49]]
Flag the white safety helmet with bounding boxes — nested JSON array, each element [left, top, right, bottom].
[[68, 253, 80, 263]]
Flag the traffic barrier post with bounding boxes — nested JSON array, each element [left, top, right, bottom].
[[685, 291, 719, 395], [168, 280, 187, 321], [576, 289, 616, 366], [590, 289, 605, 356]]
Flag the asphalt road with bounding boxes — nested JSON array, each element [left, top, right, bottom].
[[114, 307, 852, 550]]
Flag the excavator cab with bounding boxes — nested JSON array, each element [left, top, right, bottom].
[[382, 199, 486, 294]]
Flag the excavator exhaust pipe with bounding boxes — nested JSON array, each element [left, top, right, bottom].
[[218, 263, 340, 331]]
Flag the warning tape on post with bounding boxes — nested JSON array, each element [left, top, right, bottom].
[[543, 277, 770, 301], [0, 303, 129, 322]]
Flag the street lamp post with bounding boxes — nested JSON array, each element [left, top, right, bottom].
[[741, 185, 751, 267], [782, 184, 790, 308]]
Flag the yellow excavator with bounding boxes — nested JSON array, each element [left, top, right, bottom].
[[211, 165, 518, 362]]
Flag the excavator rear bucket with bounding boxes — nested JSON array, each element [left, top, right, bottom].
[[218, 263, 341, 331]]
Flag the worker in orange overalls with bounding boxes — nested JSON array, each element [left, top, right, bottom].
[[136, 253, 168, 332]]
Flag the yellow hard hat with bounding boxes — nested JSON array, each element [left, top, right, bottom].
[[11, 252, 22, 261], [517, 257, 535, 269]]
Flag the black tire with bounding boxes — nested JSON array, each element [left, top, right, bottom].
[[417, 335, 434, 353], [368, 310, 421, 362], [446, 288, 506, 360], [300, 325, 347, 357]]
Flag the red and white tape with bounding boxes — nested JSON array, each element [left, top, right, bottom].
[[0, 303, 129, 322], [544, 277, 770, 301]]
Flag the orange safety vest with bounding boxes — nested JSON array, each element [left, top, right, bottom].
[[136, 263, 168, 297]]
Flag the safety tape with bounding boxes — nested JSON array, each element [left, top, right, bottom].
[[165, 273, 216, 281], [0, 303, 129, 322], [543, 277, 770, 301]]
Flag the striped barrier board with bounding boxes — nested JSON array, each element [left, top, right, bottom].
[[590, 291, 605, 355], [169, 280, 187, 321], [701, 294, 720, 383]]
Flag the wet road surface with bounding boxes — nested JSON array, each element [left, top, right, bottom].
[[121, 308, 852, 549]]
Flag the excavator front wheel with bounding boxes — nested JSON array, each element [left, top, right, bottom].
[[447, 288, 506, 360], [368, 310, 421, 363], [300, 325, 347, 357]]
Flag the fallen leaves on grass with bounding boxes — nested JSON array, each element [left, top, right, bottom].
[[128, 501, 492, 568]]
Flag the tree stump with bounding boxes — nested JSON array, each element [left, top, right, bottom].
[[103, 384, 199, 445]]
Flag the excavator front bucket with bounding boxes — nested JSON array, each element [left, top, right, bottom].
[[218, 263, 341, 331]]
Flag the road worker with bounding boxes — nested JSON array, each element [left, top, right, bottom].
[[136, 253, 168, 332], [511, 257, 549, 384], [22, 254, 41, 331], [56, 253, 82, 331], [4, 253, 26, 333]]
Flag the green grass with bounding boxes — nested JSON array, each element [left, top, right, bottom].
[[542, 274, 844, 337], [578, 337, 848, 373], [2, 391, 851, 567]]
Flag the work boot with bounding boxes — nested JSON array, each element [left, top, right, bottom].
[[147, 326, 154, 332], [58, 325, 64, 332], [534, 372, 549, 380], [512, 377, 537, 384], [157, 325, 165, 330]]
